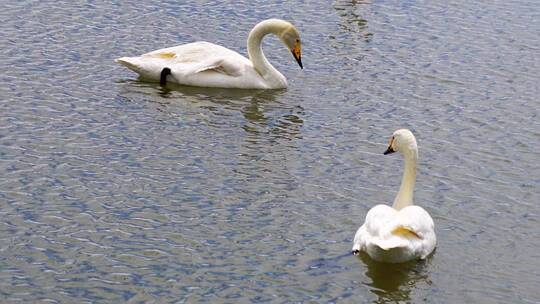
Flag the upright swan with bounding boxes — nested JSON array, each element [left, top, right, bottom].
[[352, 129, 436, 263], [115, 19, 303, 89]]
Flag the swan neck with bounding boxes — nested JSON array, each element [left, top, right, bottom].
[[392, 149, 417, 210], [247, 20, 283, 80]]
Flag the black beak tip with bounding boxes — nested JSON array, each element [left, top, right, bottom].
[[383, 147, 395, 155], [297, 57, 303, 69], [292, 52, 303, 69]]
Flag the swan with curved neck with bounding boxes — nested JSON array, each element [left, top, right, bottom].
[[352, 129, 436, 263], [115, 19, 303, 89]]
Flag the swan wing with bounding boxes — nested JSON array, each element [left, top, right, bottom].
[[363, 204, 398, 237], [145, 42, 247, 76], [353, 204, 397, 252], [188, 57, 243, 77], [394, 205, 436, 258], [143, 41, 246, 62], [116, 42, 255, 85], [374, 206, 436, 257]]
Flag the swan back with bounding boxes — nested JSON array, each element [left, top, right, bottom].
[[353, 205, 436, 263]]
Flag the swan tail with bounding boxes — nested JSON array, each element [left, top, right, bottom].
[[115, 57, 144, 73], [115, 57, 165, 81]]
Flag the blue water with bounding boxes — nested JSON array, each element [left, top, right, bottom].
[[1, 0, 539, 303]]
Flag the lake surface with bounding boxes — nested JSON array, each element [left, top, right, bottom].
[[1, 0, 539, 303]]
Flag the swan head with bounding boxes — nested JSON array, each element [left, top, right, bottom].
[[278, 24, 303, 69], [384, 129, 418, 156]]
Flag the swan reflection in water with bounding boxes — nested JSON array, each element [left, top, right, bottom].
[[240, 90, 304, 141], [359, 252, 433, 303], [154, 83, 304, 140], [116, 80, 304, 142], [333, 0, 373, 43]]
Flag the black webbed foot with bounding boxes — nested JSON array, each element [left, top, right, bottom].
[[160, 67, 172, 86]]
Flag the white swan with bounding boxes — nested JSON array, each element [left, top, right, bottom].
[[352, 129, 436, 263], [115, 19, 303, 89]]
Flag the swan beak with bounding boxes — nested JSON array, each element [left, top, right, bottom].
[[291, 43, 303, 69], [384, 136, 396, 155], [384, 146, 396, 155]]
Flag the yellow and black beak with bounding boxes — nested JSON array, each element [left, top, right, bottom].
[[383, 146, 396, 155], [291, 42, 303, 69], [383, 137, 396, 155]]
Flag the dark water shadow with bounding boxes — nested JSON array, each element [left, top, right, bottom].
[[332, 0, 373, 43], [359, 252, 433, 303]]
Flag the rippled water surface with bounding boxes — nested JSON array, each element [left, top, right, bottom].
[[2, 1, 539, 303]]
